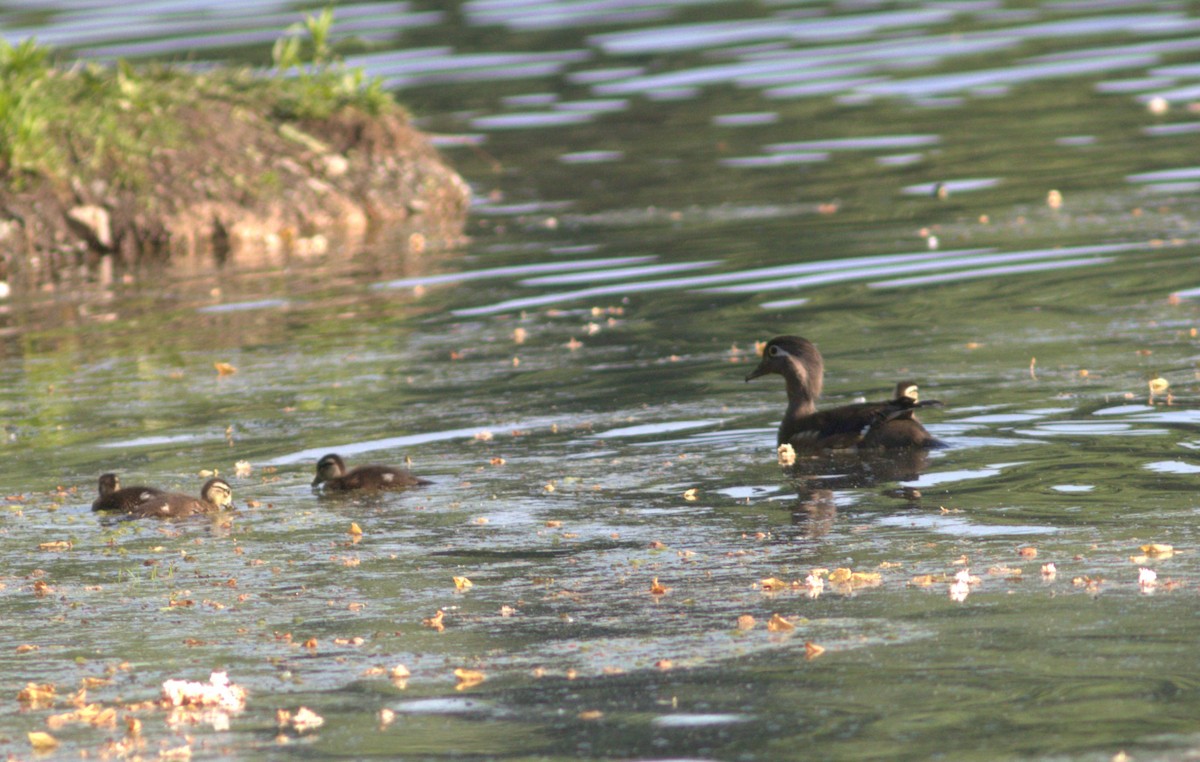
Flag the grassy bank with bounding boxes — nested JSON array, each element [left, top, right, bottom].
[[0, 9, 467, 285]]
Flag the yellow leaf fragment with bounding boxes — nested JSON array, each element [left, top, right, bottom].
[[827, 568, 881, 588], [827, 568, 852, 584], [454, 668, 486, 690], [160, 672, 246, 711], [737, 615, 756, 630], [453, 576, 473, 591], [18, 682, 56, 707], [1141, 543, 1174, 558], [759, 577, 788, 592], [804, 641, 826, 660], [16, 644, 38, 654], [214, 362, 238, 376], [423, 610, 445, 632], [234, 460, 253, 478], [911, 574, 938, 588], [655, 659, 673, 671], [1018, 546, 1038, 558], [28, 731, 59, 751], [38, 540, 72, 552], [848, 571, 882, 587], [777, 443, 796, 466], [578, 709, 604, 721], [767, 613, 795, 632], [649, 577, 669, 595], [987, 565, 1021, 577], [379, 708, 397, 728], [348, 522, 363, 536], [161, 744, 193, 759], [289, 707, 325, 732], [683, 488, 698, 501]]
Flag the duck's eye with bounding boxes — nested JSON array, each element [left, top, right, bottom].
[[767, 345, 780, 357]]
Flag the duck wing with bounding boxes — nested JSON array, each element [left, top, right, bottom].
[[334, 465, 428, 491], [127, 492, 212, 518], [784, 402, 887, 449], [92, 486, 166, 512]]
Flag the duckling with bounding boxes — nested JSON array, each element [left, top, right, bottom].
[[128, 477, 233, 518], [745, 336, 941, 450], [860, 381, 943, 449], [92, 473, 165, 512], [311, 453, 428, 492]]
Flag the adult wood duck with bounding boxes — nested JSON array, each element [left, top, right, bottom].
[[745, 336, 942, 450], [130, 478, 233, 518], [92, 473, 165, 512], [311, 453, 428, 491]]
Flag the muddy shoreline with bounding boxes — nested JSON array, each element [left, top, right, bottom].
[[0, 70, 469, 289]]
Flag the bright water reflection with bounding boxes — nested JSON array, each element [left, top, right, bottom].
[[5, 1, 1200, 760]]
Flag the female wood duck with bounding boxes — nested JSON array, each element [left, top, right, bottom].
[[311, 453, 428, 491], [745, 336, 942, 450], [92, 473, 165, 512], [130, 478, 233, 518]]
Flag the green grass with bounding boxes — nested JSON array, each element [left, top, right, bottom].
[[0, 8, 397, 194]]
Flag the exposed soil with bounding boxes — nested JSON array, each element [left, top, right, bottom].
[[0, 100, 469, 286]]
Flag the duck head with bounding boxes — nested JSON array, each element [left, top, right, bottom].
[[745, 335, 825, 405], [312, 453, 347, 487], [97, 473, 120, 497], [202, 478, 233, 508], [894, 381, 919, 403]]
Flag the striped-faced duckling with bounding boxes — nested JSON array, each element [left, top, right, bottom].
[[311, 453, 428, 492], [745, 336, 942, 450], [130, 478, 233, 518], [92, 473, 165, 512], [860, 380, 943, 449]]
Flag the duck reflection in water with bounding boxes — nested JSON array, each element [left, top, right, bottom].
[[781, 448, 930, 536]]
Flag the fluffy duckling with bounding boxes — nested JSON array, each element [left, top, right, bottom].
[[128, 478, 233, 518], [860, 381, 943, 449], [311, 453, 428, 491], [92, 473, 165, 512]]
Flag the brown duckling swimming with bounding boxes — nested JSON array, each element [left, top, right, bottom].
[[745, 336, 942, 450], [131, 477, 233, 518], [92, 473, 165, 512], [860, 380, 944, 449], [311, 453, 428, 492], [92, 473, 232, 518]]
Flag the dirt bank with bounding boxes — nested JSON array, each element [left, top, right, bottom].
[[0, 67, 469, 287]]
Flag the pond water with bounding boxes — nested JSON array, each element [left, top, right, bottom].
[[4, 1, 1200, 759]]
